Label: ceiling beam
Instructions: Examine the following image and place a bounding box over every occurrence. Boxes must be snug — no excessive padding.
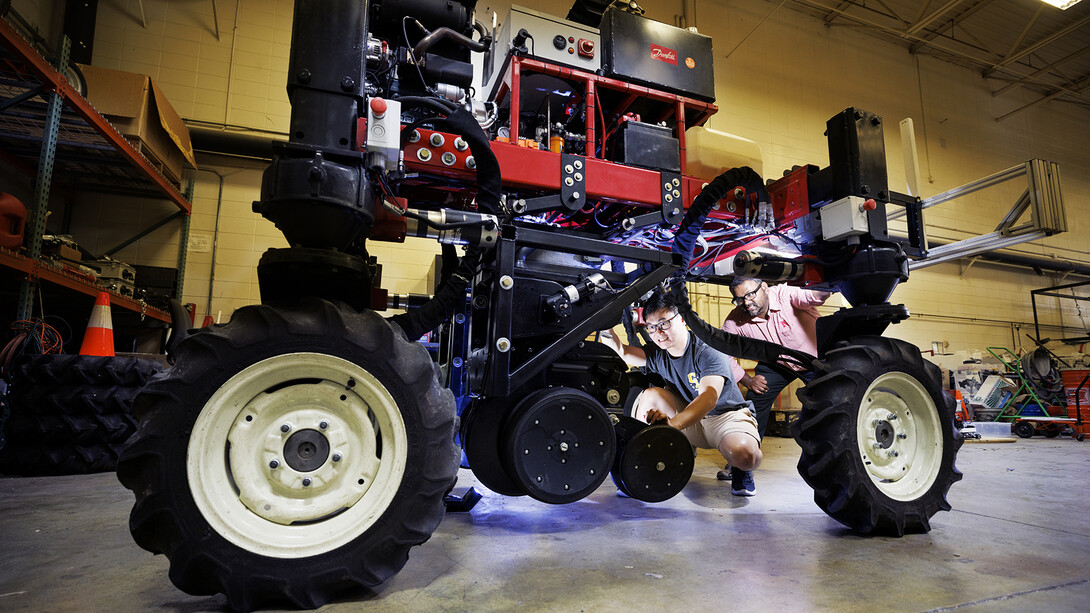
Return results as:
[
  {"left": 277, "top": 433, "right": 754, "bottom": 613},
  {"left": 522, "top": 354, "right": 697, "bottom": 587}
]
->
[
  {"left": 996, "top": 72, "right": 1090, "bottom": 121},
  {"left": 982, "top": 13, "right": 1090, "bottom": 77},
  {"left": 1001, "top": 4, "right": 1044, "bottom": 61},
  {"left": 823, "top": 0, "right": 857, "bottom": 25},
  {"left": 993, "top": 44, "right": 1090, "bottom": 97},
  {"left": 905, "top": 0, "right": 966, "bottom": 37},
  {"left": 909, "top": 0, "right": 995, "bottom": 54}
]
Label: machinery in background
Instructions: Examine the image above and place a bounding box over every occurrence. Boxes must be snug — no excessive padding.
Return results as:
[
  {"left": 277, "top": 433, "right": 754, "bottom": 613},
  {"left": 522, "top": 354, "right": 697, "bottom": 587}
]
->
[{"left": 117, "top": 1, "right": 1063, "bottom": 609}]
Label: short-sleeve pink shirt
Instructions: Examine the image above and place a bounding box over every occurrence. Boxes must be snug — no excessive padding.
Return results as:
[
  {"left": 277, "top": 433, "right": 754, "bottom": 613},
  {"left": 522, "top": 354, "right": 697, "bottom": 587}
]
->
[{"left": 723, "top": 284, "right": 827, "bottom": 374}]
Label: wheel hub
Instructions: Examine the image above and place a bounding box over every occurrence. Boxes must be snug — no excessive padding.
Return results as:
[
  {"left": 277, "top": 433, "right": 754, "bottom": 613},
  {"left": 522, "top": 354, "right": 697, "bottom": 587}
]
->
[
  {"left": 188, "top": 352, "right": 409, "bottom": 558},
  {"left": 856, "top": 371, "right": 943, "bottom": 501},
  {"left": 873, "top": 419, "right": 895, "bottom": 449},
  {"left": 283, "top": 429, "right": 331, "bottom": 472}
]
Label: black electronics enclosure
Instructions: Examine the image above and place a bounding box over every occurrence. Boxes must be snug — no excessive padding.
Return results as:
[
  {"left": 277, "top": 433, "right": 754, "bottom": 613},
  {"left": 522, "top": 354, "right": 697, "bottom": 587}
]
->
[
  {"left": 612, "top": 120, "right": 680, "bottom": 172},
  {"left": 600, "top": 8, "right": 715, "bottom": 102}
]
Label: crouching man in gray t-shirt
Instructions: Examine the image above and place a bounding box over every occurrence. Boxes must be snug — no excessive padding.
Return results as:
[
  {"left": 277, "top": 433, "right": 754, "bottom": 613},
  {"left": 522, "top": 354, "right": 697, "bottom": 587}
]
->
[{"left": 601, "top": 290, "right": 762, "bottom": 496}]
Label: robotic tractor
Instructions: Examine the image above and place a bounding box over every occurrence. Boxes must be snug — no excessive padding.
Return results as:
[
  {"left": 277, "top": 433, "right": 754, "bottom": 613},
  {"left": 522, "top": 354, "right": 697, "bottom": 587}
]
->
[{"left": 117, "top": 1, "right": 981, "bottom": 609}]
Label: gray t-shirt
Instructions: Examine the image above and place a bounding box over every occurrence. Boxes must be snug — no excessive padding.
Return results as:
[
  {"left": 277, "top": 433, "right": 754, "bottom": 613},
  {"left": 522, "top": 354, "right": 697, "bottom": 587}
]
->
[{"left": 644, "top": 335, "right": 754, "bottom": 417}]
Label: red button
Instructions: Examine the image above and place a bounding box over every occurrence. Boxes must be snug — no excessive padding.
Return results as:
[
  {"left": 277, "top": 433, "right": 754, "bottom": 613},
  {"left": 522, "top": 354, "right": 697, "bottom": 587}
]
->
[
  {"left": 370, "top": 97, "right": 388, "bottom": 118},
  {"left": 578, "top": 39, "right": 595, "bottom": 57},
  {"left": 861, "top": 198, "right": 877, "bottom": 211}
]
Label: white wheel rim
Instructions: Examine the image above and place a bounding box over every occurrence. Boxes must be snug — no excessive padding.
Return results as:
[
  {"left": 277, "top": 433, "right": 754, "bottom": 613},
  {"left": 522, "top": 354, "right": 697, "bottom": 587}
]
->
[
  {"left": 856, "top": 372, "right": 943, "bottom": 502},
  {"left": 187, "top": 353, "right": 407, "bottom": 558}
]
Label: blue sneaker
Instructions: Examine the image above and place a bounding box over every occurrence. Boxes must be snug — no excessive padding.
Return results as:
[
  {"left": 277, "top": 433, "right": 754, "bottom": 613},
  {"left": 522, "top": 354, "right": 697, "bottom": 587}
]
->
[
  {"left": 731, "top": 468, "right": 755, "bottom": 496},
  {"left": 716, "top": 463, "right": 732, "bottom": 481}
]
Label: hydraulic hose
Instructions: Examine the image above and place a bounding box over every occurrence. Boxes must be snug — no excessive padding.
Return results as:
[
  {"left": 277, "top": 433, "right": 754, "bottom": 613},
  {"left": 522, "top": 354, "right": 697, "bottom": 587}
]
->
[
  {"left": 413, "top": 26, "right": 489, "bottom": 59},
  {"left": 671, "top": 166, "right": 766, "bottom": 265},
  {"left": 390, "top": 246, "right": 480, "bottom": 341}
]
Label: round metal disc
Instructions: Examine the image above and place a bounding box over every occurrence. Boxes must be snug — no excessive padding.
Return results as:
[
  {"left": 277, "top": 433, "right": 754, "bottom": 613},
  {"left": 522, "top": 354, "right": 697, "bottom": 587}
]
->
[
  {"left": 502, "top": 388, "right": 616, "bottom": 504},
  {"left": 461, "top": 400, "right": 526, "bottom": 496},
  {"left": 617, "top": 424, "right": 694, "bottom": 503},
  {"left": 609, "top": 414, "right": 646, "bottom": 498}
]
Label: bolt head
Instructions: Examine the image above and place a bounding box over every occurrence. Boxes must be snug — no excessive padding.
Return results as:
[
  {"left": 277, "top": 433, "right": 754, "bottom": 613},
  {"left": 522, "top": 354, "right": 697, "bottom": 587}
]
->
[
  {"left": 302, "top": 477, "right": 312, "bottom": 486},
  {"left": 319, "top": 421, "right": 328, "bottom": 430},
  {"left": 281, "top": 424, "right": 291, "bottom": 433},
  {"left": 332, "top": 453, "right": 342, "bottom": 462},
  {"left": 269, "top": 459, "right": 279, "bottom": 469}
]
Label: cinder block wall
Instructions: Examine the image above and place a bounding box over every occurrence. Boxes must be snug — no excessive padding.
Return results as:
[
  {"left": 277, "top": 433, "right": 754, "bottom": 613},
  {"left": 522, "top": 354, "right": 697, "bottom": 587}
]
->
[{"left": 13, "top": 1, "right": 1089, "bottom": 365}]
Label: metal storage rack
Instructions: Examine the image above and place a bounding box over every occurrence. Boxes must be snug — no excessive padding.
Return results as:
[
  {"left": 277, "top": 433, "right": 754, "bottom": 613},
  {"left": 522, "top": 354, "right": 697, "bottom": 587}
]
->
[{"left": 0, "top": 16, "right": 193, "bottom": 325}]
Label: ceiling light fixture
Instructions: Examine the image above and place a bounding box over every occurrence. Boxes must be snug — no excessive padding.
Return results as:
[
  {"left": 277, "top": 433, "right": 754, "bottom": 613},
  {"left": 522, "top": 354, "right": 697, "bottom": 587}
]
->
[{"left": 1038, "top": 0, "right": 1082, "bottom": 9}]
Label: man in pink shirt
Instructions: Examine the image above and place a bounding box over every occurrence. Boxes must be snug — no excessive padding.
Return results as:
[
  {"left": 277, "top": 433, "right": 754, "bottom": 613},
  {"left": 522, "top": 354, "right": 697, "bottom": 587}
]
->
[{"left": 720, "top": 276, "right": 832, "bottom": 487}]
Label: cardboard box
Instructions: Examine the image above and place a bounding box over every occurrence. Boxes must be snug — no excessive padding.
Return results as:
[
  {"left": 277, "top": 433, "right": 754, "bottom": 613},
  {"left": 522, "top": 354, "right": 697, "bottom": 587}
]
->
[
  {"left": 43, "top": 242, "right": 81, "bottom": 262},
  {"left": 77, "top": 64, "right": 197, "bottom": 183}
]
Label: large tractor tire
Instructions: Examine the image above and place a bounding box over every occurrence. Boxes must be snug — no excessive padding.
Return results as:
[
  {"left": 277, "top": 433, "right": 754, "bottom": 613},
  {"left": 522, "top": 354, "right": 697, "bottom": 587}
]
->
[
  {"left": 116, "top": 299, "right": 459, "bottom": 611},
  {"left": 0, "top": 355, "right": 160, "bottom": 476},
  {"left": 794, "top": 336, "right": 963, "bottom": 536}
]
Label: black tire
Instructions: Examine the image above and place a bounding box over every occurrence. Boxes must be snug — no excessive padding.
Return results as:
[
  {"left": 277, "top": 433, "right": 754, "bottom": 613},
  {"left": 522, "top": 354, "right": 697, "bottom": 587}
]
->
[
  {"left": 116, "top": 299, "right": 459, "bottom": 611},
  {"left": 12, "top": 354, "right": 163, "bottom": 386},
  {"left": 1043, "top": 425, "right": 1061, "bottom": 438},
  {"left": 1013, "top": 420, "right": 1035, "bottom": 439},
  {"left": 1, "top": 355, "right": 161, "bottom": 476},
  {"left": 794, "top": 336, "right": 963, "bottom": 536}
]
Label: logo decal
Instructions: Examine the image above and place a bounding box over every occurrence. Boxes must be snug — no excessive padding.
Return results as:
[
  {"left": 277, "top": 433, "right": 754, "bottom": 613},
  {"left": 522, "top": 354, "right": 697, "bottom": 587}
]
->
[
  {"left": 651, "top": 44, "right": 677, "bottom": 65},
  {"left": 685, "top": 57, "right": 695, "bottom": 69},
  {"left": 688, "top": 372, "right": 699, "bottom": 389}
]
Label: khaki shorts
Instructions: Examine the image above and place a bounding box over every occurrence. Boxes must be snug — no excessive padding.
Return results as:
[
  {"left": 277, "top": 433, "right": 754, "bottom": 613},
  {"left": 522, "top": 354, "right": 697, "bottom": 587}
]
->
[{"left": 681, "top": 409, "right": 760, "bottom": 451}]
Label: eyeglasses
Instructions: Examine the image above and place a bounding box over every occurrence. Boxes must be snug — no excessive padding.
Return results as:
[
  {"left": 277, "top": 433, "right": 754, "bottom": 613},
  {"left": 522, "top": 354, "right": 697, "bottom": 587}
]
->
[
  {"left": 731, "top": 286, "right": 762, "bottom": 306},
  {"left": 645, "top": 312, "right": 680, "bottom": 334}
]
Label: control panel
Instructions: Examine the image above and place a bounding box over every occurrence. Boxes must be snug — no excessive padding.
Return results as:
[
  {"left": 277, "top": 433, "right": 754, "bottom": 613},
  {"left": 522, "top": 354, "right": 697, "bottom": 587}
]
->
[{"left": 484, "top": 4, "right": 601, "bottom": 98}]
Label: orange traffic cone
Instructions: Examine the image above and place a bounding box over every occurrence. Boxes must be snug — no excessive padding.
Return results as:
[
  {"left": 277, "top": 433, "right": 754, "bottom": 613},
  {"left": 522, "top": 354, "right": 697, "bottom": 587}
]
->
[{"left": 79, "top": 292, "right": 115, "bottom": 356}]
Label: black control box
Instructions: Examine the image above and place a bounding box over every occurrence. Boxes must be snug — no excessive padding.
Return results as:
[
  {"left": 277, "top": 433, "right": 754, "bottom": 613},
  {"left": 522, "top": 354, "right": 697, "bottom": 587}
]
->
[
  {"left": 612, "top": 120, "right": 680, "bottom": 173},
  {"left": 600, "top": 9, "right": 715, "bottom": 102}
]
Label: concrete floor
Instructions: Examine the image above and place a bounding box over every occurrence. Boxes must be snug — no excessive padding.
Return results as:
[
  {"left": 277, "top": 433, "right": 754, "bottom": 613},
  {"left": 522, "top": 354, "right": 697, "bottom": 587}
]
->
[{"left": 2, "top": 435, "right": 1088, "bottom": 613}]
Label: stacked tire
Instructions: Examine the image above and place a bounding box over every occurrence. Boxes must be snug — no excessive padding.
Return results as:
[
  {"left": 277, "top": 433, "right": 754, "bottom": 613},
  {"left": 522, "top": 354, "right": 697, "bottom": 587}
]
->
[{"left": 1, "top": 354, "right": 164, "bottom": 476}]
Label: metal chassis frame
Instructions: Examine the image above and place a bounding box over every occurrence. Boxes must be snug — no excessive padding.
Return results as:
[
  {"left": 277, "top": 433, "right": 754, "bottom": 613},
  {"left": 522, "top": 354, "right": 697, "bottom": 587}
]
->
[
  {"left": 478, "top": 223, "right": 679, "bottom": 397},
  {"left": 904, "top": 159, "right": 1066, "bottom": 270}
]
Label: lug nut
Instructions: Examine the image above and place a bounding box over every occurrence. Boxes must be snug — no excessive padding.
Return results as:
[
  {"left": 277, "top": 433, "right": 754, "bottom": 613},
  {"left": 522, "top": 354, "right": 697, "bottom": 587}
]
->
[
  {"left": 319, "top": 421, "right": 328, "bottom": 430},
  {"left": 887, "top": 413, "right": 898, "bottom": 420},
  {"left": 302, "top": 477, "right": 312, "bottom": 486},
  {"left": 887, "top": 450, "right": 899, "bottom": 458},
  {"left": 269, "top": 459, "right": 280, "bottom": 469},
  {"left": 897, "top": 433, "right": 908, "bottom": 439},
  {"left": 332, "top": 453, "right": 342, "bottom": 462},
  {"left": 280, "top": 424, "right": 291, "bottom": 433}
]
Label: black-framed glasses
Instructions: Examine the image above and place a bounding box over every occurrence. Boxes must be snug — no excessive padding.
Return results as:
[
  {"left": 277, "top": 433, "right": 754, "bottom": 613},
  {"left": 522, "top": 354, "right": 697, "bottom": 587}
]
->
[
  {"left": 645, "top": 312, "right": 680, "bottom": 333},
  {"left": 731, "top": 286, "right": 762, "bottom": 306}
]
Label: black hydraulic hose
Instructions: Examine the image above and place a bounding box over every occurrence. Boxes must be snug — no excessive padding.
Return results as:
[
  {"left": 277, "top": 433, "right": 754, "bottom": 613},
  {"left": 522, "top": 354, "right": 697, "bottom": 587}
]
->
[
  {"left": 424, "top": 106, "right": 502, "bottom": 214},
  {"left": 413, "top": 26, "right": 489, "bottom": 59},
  {"left": 472, "top": 20, "right": 489, "bottom": 43},
  {"left": 679, "top": 300, "right": 817, "bottom": 371},
  {"left": 383, "top": 104, "right": 500, "bottom": 337},
  {"left": 390, "top": 246, "right": 480, "bottom": 341},
  {"left": 671, "top": 166, "right": 766, "bottom": 265}
]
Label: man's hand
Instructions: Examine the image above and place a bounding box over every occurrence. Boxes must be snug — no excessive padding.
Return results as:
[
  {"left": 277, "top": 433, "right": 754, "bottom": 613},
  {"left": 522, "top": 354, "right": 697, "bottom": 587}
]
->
[
  {"left": 645, "top": 408, "right": 672, "bottom": 427},
  {"left": 741, "top": 373, "right": 768, "bottom": 394},
  {"left": 599, "top": 327, "right": 622, "bottom": 354}
]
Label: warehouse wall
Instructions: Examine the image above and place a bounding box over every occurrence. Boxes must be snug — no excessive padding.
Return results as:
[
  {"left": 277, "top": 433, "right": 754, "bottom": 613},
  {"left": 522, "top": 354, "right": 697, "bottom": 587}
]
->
[{"left": 13, "top": 1, "right": 1089, "bottom": 359}]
